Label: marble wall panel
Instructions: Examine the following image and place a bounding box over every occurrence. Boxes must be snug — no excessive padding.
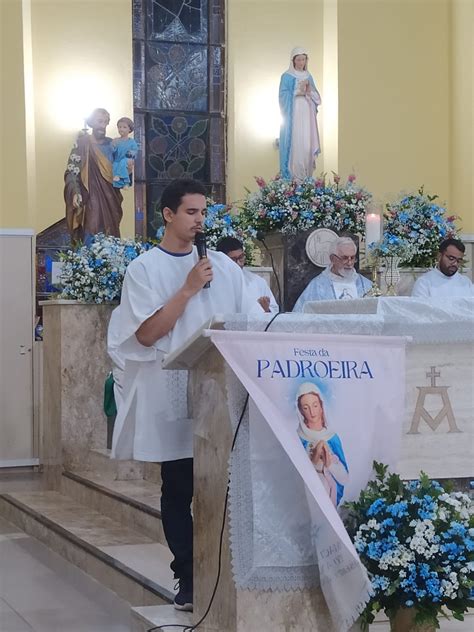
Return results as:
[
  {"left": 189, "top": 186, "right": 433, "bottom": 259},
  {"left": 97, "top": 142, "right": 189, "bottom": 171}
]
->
[
  {"left": 42, "top": 302, "right": 115, "bottom": 473},
  {"left": 41, "top": 305, "right": 62, "bottom": 467},
  {"left": 400, "top": 342, "right": 474, "bottom": 479},
  {"left": 236, "top": 588, "right": 336, "bottom": 632}
]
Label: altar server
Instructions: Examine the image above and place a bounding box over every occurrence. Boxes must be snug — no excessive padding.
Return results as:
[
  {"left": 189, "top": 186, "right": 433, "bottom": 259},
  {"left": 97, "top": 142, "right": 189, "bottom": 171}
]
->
[
  {"left": 292, "top": 237, "right": 372, "bottom": 310},
  {"left": 216, "top": 236, "right": 279, "bottom": 313},
  {"left": 412, "top": 238, "right": 473, "bottom": 298},
  {"left": 110, "top": 179, "right": 256, "bottom": 612}
]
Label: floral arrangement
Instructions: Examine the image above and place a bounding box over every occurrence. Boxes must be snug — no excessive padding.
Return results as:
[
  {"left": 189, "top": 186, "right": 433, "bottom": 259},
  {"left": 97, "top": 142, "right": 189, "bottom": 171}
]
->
[
  {"left": 380, "top": 188, "right": 460, "bottom": 268},
  {"left": 368, "top": 234, "right": 415, "bottom": 264},
  {"left": 58, "top": 234, "right": 153, "bottom": 303},
  {"left": 156, "top": 201, "right": 258, "bottom": 264},
  {"left": 238, "top": 173, "right": 371, "bottom": 237},
  {"left": 345, "top": 462, "right": 474, "bottom": 630}
]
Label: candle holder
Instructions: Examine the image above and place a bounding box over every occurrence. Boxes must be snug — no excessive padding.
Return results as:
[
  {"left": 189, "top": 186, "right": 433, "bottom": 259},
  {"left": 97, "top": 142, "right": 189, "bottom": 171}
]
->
[
  {"left": 382, "top": 255, "right": 402, "bottom": 296},
  {"left": 364, "top": 254, "right": 383, "bottom": 297}
]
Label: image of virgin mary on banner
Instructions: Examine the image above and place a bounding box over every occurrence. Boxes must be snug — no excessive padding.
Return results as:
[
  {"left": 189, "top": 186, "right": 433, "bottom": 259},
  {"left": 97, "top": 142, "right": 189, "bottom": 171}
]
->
[{"left": 296, "top": 382, "right": 349, "bottom": 507}]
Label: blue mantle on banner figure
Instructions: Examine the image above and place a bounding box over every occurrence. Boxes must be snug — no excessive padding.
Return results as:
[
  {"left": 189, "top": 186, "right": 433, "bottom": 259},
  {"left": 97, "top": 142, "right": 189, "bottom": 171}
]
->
[{"left": 296, "top": 382, "right": 349, "bottom": 506}]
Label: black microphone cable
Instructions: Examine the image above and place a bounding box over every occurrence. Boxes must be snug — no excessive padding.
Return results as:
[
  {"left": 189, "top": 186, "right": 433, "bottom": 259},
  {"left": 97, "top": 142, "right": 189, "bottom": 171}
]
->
[
  {"left": 148, "top": 311, "right": 283, "bottom": 632},
  {"left": 256, "top": 231, "right": 283, "bottom": 311}
]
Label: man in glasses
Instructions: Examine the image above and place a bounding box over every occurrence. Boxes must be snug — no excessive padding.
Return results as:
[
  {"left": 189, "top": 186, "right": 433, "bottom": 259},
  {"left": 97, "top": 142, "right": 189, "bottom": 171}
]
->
[
  {"left": 293, "top": 236, "right": 372, "bottom": 310},
  {"left": 412, "top": 238, "right": 473, "bottom": 298},
  {"left": 216, "top": 237, "right": 279, "bottom": 313}
]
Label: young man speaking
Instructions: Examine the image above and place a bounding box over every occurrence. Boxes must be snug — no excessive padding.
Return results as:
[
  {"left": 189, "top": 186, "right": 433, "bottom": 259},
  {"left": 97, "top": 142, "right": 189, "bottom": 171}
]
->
[{"left": 111, "top": 179, "right": 256, "bottom": 610}]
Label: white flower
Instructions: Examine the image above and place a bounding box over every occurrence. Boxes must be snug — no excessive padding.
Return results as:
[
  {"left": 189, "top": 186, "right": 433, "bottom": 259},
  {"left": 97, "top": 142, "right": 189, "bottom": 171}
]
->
[{"left": 378, "top": 546, "right": 414, "bottom": 570}]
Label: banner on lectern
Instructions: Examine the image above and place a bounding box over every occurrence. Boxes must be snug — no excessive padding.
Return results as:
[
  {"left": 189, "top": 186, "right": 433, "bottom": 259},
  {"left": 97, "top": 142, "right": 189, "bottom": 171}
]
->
[{"left": 210, "top": 329, "right": 407, "bottom": 632}]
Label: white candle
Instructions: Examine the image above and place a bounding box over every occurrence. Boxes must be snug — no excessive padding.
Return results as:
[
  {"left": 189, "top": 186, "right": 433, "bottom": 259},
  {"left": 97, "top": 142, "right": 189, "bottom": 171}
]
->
[{"left": 365, "top": 213, "right": 381, "bottom": 246}]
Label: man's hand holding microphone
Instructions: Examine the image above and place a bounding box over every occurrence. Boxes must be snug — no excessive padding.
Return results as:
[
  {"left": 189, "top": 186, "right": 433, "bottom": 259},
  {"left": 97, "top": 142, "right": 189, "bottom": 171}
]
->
[{"left": 183, "top": 232, "right": 212, "bottom": 297}]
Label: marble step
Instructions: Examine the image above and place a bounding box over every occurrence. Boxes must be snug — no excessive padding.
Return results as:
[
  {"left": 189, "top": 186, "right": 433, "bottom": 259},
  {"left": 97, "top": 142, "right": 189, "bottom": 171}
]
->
[
  {"left": 144, "top": 461, "right": 163, "bottom": 484},
  {"left": 131, "top": 604, "right": 192, "bottom": 632},
  {"left": 87, "top": 448, "right": 162, "bottom": 483},
  {"left": 61, "top": 470, "right": 166, "bottom": 544},
  {"left": 0, "top": 490, "right": 175, "bottom": 607}
]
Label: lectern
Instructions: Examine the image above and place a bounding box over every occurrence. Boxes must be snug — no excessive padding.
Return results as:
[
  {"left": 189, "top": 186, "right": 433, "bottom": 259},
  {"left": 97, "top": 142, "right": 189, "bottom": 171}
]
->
[{"left": 163, "top": 318, "right": 337, "bottom": 632}]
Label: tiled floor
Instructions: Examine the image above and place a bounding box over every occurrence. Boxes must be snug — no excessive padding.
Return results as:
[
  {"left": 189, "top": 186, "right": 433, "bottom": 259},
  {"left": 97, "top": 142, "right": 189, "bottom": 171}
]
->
[{"left": 0, "top": 516, "right": 131, "bottom": 631}]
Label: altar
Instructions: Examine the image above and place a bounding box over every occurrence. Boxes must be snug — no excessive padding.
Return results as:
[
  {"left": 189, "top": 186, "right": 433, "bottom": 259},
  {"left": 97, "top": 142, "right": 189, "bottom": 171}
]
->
[
  {"left": 300, "top": 296, "right": 474, "bottom": 480},
  {"left": 163, "top": 296, "right": 474, "bottom": 631}
]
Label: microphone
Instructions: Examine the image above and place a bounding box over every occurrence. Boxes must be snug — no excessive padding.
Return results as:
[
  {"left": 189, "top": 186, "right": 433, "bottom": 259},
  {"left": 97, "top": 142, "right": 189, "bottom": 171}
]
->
[{"left": 194, "top": 232, "right": 210, "bottom": 289}]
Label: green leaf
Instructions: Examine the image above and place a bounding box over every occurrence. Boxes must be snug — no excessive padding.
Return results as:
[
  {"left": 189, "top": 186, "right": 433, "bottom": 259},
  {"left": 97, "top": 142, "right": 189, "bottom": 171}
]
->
[
  {"left": 152, "top": 118, "right": 168, "bottom": 136},
  {"left": 189, "top": 119, "right": 208, "bottom": 138},
  {"left": 186, "top": 156, "right": 205, "bottom": 175},
  {"left": 149, "top": 155, "right": 165, "bottom": 173}
]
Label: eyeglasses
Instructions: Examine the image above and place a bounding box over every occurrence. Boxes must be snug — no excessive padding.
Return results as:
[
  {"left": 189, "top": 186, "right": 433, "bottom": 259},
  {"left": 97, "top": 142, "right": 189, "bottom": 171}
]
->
[
  {"left": 229, "top": 254, "right": 246, "bottom": 264},
  {"left": 444, "top": 255, "right": 464, "bottom": 265},
  {"left": 333, "top": 254, "right": 357, "bottom": 263}
]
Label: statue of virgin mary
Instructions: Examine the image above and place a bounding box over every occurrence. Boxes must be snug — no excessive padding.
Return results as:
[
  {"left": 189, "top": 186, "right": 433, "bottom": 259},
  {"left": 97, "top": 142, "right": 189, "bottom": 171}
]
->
[{"left": 279, "top": 46, "right": 322, "bottom": 181}]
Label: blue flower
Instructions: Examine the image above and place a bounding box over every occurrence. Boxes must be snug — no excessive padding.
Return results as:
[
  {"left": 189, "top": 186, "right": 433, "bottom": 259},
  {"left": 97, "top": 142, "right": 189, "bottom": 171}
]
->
[
  {"left": 448, "top": 522, "right": 467, "bottom": 537},
  {"left": 380, "top": 517, "right": 395, "bottom": 530},
  {"left": 124, "top": 245, "right": 136, "bottom": 258},
  {"left": 367, "top": 498, "right": 386, "bottom": 516},
  {"left": 387, "top": 501, "right": 408, "bottom": 518},
  {"left": 371, "top": 575, "right": 390, "bottom": 591}
]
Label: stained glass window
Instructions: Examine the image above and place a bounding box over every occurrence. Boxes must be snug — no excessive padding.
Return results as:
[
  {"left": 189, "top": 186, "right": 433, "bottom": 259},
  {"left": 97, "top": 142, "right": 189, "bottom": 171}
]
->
[
  {"left": 133, "top": 0, "right": 225, "bottom": 237},
  {"left": 146, "top": 43, "right": 208, "bottom": 111},
  {"left": 147, "top": 0, "right": 208, "bottom": 43},
  {"left": 146, "top": 113, "right": 208, "bottom": 181}
]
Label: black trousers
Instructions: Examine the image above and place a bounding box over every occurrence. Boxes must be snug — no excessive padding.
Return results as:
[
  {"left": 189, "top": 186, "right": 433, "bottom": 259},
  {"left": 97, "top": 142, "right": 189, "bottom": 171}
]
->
[{"left": 160, "top": 458, "right": 193, "bottom": 582}]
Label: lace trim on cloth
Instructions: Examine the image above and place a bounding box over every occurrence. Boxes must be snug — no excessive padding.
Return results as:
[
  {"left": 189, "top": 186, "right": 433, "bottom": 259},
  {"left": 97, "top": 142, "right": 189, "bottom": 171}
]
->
[
  {"left": 165, "top": 368, "right": 189, "bottom": 419},
  {"left": 225, "top": 365, "right": 320, "bottom": 590}
]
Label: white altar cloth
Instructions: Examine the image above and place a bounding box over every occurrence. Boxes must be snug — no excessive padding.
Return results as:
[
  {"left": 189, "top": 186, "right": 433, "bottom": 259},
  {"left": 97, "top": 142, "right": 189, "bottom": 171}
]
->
[{"left": 221, "top": 298, "right": 473, "bottom": 592}]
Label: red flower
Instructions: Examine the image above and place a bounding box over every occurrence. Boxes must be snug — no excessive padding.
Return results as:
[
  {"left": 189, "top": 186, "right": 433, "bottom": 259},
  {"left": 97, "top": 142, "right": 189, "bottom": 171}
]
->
[{"left": 255, "top": 176, "right": 267, "bottom": 188}]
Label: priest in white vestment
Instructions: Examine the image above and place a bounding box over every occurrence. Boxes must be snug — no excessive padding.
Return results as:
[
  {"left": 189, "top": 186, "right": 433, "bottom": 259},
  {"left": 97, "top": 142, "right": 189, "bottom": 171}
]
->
[
  {"left": 216, "top": 236, "right": 279, "bottom": 313},
  {"left": 110, "top": 179, "right": 258, "bottom": 612},
  {"left": 412, "top": 238, "right": 473, "bottom": 298},
  {"left": 292, "top": 237, "right": 372, "bottom": 311}
]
